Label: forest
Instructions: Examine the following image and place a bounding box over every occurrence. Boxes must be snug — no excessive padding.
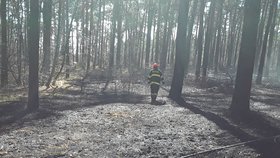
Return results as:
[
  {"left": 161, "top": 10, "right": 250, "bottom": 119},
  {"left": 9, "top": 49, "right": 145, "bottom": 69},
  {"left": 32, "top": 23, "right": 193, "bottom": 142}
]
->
[{"left": 1, "top": 0, "right": 280, "bottom": 157}]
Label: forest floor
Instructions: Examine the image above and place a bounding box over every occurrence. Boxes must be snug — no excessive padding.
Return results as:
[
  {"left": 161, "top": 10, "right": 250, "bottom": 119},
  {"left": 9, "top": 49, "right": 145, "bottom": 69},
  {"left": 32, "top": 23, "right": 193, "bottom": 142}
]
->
[{"left": 0, "top": 72, "right": 280, "bottom": 158}]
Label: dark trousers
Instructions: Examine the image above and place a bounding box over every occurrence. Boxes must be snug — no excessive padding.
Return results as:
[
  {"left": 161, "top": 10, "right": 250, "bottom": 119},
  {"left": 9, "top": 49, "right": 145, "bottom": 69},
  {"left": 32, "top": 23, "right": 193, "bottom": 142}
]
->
[{"left": 150, "top": 84, "right": 160, "bottom": 102}]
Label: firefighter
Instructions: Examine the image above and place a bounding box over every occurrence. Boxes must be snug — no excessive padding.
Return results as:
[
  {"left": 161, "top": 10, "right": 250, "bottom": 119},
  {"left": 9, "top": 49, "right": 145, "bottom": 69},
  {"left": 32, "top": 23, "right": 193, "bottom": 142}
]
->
[{"left": 148, "top": 63, "right": 164, "bottom": 104}]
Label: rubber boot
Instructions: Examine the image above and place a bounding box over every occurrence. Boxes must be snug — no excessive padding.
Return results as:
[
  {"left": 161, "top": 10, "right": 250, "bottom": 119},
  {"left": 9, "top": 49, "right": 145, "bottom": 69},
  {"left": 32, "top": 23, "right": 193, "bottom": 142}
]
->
[{"left": 151, "top": 95, "right": 156, "bottom": 104}]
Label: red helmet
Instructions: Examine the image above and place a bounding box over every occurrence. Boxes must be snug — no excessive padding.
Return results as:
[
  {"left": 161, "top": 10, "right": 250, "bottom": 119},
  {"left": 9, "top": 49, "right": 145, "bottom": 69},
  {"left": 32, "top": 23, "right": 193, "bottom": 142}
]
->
[{"left": 152, "top": 63, "right": 159, "bottom": 69}]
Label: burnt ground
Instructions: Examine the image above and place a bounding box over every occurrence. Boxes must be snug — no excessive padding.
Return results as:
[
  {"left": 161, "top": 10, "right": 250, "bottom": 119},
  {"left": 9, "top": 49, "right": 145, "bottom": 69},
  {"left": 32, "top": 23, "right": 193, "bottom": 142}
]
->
[{"left": 0, "top": 74, "right": 280, "bottom": 157}]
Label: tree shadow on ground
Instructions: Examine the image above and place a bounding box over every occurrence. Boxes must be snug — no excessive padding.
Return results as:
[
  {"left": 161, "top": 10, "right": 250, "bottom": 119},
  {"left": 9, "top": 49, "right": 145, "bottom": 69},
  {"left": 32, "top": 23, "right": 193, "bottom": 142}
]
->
[
  {"left": 174, "top": 97, "right": 280, "bottom": 158},
  {"left": 0, "top": 104, "right": 60, "bottom": 135},
  {"left": 0, "top": 101, "right": 28, "bottom": 126},
  {"left": 0, "top": 84, "right": 147, "bottom": 134},
  {"left": 250, "top": 94, "right": 280, "bottom": 107},
  {"left": 40, "top": 87, "right": 147, "bottom": 111}
]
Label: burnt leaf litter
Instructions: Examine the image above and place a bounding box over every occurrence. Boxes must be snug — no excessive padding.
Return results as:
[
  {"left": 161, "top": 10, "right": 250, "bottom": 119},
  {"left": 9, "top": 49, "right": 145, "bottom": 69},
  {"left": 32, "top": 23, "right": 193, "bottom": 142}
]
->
[{"left": 0, "top": 74, "right": 280, "bottom": 158}]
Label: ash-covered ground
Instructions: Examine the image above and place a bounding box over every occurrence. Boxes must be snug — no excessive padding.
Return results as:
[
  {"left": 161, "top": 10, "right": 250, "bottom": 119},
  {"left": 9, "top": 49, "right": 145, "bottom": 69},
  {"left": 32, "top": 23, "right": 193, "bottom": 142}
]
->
[{"left": 0, "top": 76, "right": 280, "bottom": 158}]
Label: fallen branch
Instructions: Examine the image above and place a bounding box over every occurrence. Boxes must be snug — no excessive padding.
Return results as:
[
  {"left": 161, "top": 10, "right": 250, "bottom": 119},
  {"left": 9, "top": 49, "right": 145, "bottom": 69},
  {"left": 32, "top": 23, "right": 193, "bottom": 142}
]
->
[{"left": 182, "top": 135, "right": 280, "bottom": 158}]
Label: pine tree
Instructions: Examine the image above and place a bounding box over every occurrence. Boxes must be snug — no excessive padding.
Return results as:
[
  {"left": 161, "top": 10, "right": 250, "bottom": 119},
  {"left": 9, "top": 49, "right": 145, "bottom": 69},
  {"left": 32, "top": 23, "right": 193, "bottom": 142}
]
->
[{"left": 230, "top": 0, "right": 261, "bottom": 116}]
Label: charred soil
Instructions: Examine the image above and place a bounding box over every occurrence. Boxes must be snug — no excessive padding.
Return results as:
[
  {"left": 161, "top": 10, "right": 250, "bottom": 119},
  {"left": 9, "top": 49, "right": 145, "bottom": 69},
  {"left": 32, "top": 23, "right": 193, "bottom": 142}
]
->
[{"left": 0, "top": 76, "right": 280, "bottom": 158}]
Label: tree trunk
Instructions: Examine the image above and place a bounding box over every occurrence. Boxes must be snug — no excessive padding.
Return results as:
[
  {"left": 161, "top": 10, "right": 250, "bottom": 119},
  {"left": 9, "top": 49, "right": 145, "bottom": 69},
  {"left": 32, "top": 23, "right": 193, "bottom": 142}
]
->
[
  {"left": 23, "top": 0, "right": 30, "bottom": 86},
  {"left": 80, "top": 2, "right": 86, "bottom": 68},
  {"left": 226, "top": 4, "right": 238, "bottom": 68},
  {"left": 209, "top": 29, "right": 217, "bottom": 69},
  {"left": 185, "top": 0, "right": 198, "bottom": 74},
  {"left": 86, "top": 0, "right": 94, "bottom": 73},
  {"left": 116, "top": 0, "right": 122, "bottom": 70},
  {"left": 201, "top": 0, "right": 216, "bottom": 85},
  {"left": 16, "top": 0, "right": 23, "bottom": 85},
  {"left": 45, "top": 1, "right": 62, "bottom": 88},
  {"left": 141, "top": 18, "right": 147, "bottom": 69},
  {"left": 123, "top": 29, "right": 128, "bottom": 68},
  {"left": 1, "top": 0, "right": 8, "bottom": 87},
  {"left": 93, "top": 0, "right": 102, "bottom": 68},
  {"left": 54, "top": 0, "right": 78, "bottom": 81},
  {"left": 108, "top": 0, "right": 118, "bottom": 76},
  {"left": 145, "top": 1, "right": 154, "bottom": 67},
  {"left": 65, "top": 0, "right": 70, "bottom": 79},
  {"left": 264, "top": 0, "right": 278, "bottom": 78},
  {"left": 154, "top": 0, "right": 161, "bottom": 63},
  {"left": 169, "top": 0, "right": 189, "bottom": 99},
  {"left": 137, "top": 13, "right": 146, "bottom": 69},
  {"left": 256, "top": 0, "right": 275, "bottom": 84},
  {"left": 27, "top": 0, "right": 40, "bottom": 111},
  {"left": 214, "top": 0, "right": 224, "bottom": 73},
  {"left": 230, "top": 0, "right": 261, "bottom": 116},
  {"left": 277, "top": 44, "right": 280, "bottom": 79},
  {"left": 233, "top": 17, "right": 243, "bottom": 67},
  {"left": 254, "top": 1, "right": 269, "bottom": 73},
  {"left": 99, "top": 0, "right": 106, "bottom": 69},
  {"left": 195, "top": 0, "right": 205, "bottom": 81},
  {"left": 75, "top": 17, "right": 79, "bottom": 63},
  {"left": 41, "top": 0, "right": 52, "bottom": 80},
  {"left": 151, "top": 15, "right": 157, "bottom": 63},
  {"left": 220, "top": 13, "right": 228, "bottom": 67},
  {"left": 170, "top": 39, "right": 176, "bottom": 66},
  {"left": 160, "top": 1, "right": 172, "bottom": 73}
]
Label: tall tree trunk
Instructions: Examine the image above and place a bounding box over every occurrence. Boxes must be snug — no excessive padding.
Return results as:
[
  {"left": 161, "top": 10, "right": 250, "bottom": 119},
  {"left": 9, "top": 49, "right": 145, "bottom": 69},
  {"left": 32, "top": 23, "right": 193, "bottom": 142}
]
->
[
  {"left": 145, "top": 1, "right": 154, "bottom": 67},
  {"left": 220, "top": 13, "right": 228, "bottom": 67},
  {"left": 195, "top": 0, "right": 205, "bottom": 81},
  {"left": 273, "top": 17, "right": 280, "bottom": 77},
  {"left": 124, "top": 29, "right": 128, "bottom": 68},
  {"left": 137, "top": 13, "right": 146, "bottom": 69},
  {"left": 41, "top": 0, "right": 52, "bottom": 80},
  {"left": 265, "top": 0, "right": 278, "bottom": 77},
  {"left": 170, "top": 38, "right": 175, "bottom": 65},
  {"left": 169, "top": 0, "right": 189, "bottom": 99},
  {"left": 45, "top": 1, "right": 62, "bottom": 88},
  {"left": 141, "top": 17, "right": 147, "bottom": 69},
  {"left": 1, "top": 0, "right": 8, "bottom": 87},
  {"left": 116, "top": 0, "right": 122, "bottom": 70},
  {"left": 160, "top": 1, "right": 172, "bottom": 73},
  {"left": 80, "top": 2, "right": 86, "bottom": 68},
  {"left": 75, "top": 17, "right": 79, "bottom": 63},
  {"left": 254, "top": 1, "right": 269, "bottom": 73},
  {"left": 154, "top": 0, "right": 161, "bottom": 63},
  {"left": 166, "top": 16, "right": 175, "bottom": 66},
  {"left": 16, "top": 0, "right": 23, "bottom": 85},
  {"left": 99, "top": 0, "right": 105, "bottom": 69},
  {"left": 65, "top": 0, "right": 70, "bottom": 79},
  {"left": 93, "top": 0, "right": 102, "bottom": 68},
  {"left": 226, "top": 4, "right": 238, "bottom": 68},
  {"left": 54, "top": 0, "right": 77, "bottom": 81},
  {"left": 230, "top": 0, "right": 261, "bottom": 116},
  {"left": 214, "top": 0, "right": 224, "bottom": 73},
  {"left": 27, "top": 0, "right": 40, "bottom": 111},
  {"left": 256, "top": 0, "right": 275, "bottom": 84},
  {"left": 209, "top": 29, "right": 217, "bottom": 69},
  {"left": 86, "top": 0, "right": 94, "bottom": 73},
  {"left": 277, "top": 44, "right": 280, "bottom": 79},
  {"left": 233, "top": 17, "right": 243, "bottom": 67},
  {"left": 23, "top": 0, "right": 30, "bottom": 86},
  {"left": 151, "top": 15, "right": 157, "bottom": 63},
  {"left": 108, "top": 0, "right": 118, "bottom": 76},
  {"left": 185, "top": 0, "right": 198, "bottom": 74},
  {"left": 201, "top": 0, "right": 216, "bottom": 85}
]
